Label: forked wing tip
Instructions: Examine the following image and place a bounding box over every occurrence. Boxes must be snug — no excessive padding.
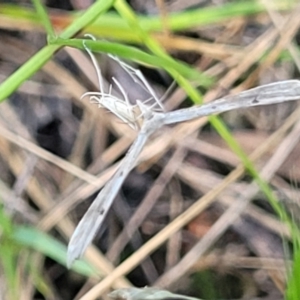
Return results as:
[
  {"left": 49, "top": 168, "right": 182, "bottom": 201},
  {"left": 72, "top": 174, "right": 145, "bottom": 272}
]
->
[
  {"left": 66, "top": 229, "right": 89, "bottom": 268},
  {"left": 66, "top": 216, "right": 100, "bottom": 268},
  {"left": 66, "top": 242, "right": 82, "bottom": 268}
]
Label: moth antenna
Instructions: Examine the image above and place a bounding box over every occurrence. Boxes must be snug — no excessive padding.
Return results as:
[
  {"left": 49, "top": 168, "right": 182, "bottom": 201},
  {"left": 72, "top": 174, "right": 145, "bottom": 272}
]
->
[
  {"left": 81, "top": 91, "right": 104, "bottom": 99},
  {"left": 160, "top": 80, "right": 176, "bottom": 104},
  {"left": 89, "top": 96, "right": 103, "bottom": 107},
  {"left": 108, "top": 84, "right": 112, "bottom": 96},
  {"left": 84, "top": 33, "right": 96, "bottom": 41},
  {"left": 83, "top": 35, "right": 104, "bottom": 95},
  {"left": 111, "top": 77, "right": 129, "bottom": 105},
  {"left": 142, "top": 96, "right": 154, "bottom": 105},
  {"left": 111, "top": 77, "right": 135, "bottom": 121},
  {"left": 112, "top": 55, "right": 165, "bottom": 112},
  {"left": 135, "top": 69, "right": 164, "bottom": 111}
]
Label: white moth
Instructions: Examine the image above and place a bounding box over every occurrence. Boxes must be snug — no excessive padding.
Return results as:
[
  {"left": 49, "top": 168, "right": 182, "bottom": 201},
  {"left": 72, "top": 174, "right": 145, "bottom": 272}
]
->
[
  {"left": 68, "top": 36, "right": 165, "bottom": 267},
  {"left": 67, "top": 37, "right": 300, "bottom": 267},
  {"left": 81, "top": 34, "right": 164, "bottom": 130}
]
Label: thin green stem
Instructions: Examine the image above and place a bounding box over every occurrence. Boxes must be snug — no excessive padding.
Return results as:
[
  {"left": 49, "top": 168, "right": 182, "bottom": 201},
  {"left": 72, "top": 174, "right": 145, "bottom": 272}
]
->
[
  {"left": 114, "top": 0, "right": 295, "bottom": 233},
  {"left": 32, "top": 0, "right": 55, "bottom": 38},
  {"left": 50, "top": 37, "right": 212, "bottom": 84},
  {"left": 0, "top": 0, "right": 115, "bottom": 102}
]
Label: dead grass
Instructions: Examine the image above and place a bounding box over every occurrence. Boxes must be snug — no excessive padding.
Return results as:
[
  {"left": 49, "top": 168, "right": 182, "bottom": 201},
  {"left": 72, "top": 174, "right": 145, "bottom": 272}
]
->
[{"left": 0, "top": 0, "right": 300, "bottom": 299}]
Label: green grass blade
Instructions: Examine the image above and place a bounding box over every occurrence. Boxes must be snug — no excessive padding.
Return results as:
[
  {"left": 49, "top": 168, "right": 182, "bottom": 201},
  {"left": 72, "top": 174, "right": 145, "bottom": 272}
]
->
[
  {"left": 285, "top": 224, "right": 300, "bottom": 299},
  {"left": 0, "top": 2, "right": 296, "bottom": 42},
  {"left": 113, "top": 0, "right": 296, "bottom": 235},
  {"left": 12, "top": 226, "right": 98, "bottom": 277},
  {"left": 0, "top": 0, "right": 115, "bottom": 102},
  {"left": 0, "top": 206, "right": 20, "bottom": 299},
  {"left": 50, "top": 37, "right": 212, "bottom": 84}
]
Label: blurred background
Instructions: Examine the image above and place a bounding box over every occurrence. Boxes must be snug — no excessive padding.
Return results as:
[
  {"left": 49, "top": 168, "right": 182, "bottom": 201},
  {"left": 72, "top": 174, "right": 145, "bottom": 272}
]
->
[{"left": 0, "top": 0, "right": 300, "bottom": 299}]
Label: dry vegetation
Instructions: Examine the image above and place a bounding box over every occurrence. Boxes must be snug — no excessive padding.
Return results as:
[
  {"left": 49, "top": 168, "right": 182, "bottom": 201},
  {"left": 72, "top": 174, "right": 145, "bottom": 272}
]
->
[{"left": 0, "top": 0, "right": 300, "bottom": 299}]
